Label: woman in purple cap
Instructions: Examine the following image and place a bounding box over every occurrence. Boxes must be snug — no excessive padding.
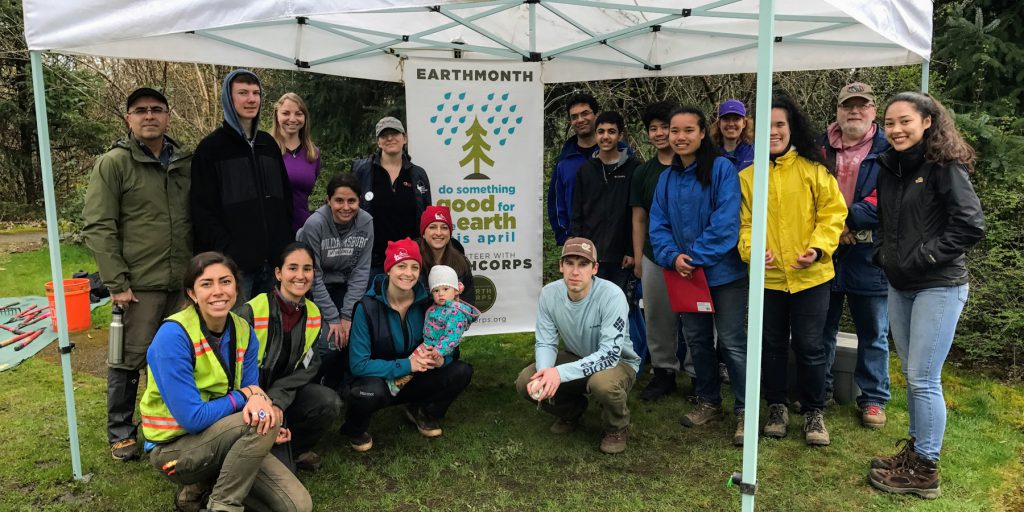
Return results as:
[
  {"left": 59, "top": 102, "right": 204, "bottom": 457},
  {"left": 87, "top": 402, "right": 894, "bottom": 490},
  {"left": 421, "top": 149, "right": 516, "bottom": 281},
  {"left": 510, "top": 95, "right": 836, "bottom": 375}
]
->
[{"left": 710, "top": 99, "right": 755, "bottom": 171}]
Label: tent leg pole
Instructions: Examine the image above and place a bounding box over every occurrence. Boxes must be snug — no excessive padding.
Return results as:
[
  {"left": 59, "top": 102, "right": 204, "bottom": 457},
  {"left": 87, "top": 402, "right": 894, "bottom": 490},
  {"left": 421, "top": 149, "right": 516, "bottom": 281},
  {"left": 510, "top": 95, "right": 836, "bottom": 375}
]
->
[
  {"left": 29, "top": 50, "right": 83, "bottom": 481},
  {"left": 739, "top": 0, "right": 776, "bottom": 510},
  {"left": 921, "top": 60, "right": 929, "bottom": 93}
]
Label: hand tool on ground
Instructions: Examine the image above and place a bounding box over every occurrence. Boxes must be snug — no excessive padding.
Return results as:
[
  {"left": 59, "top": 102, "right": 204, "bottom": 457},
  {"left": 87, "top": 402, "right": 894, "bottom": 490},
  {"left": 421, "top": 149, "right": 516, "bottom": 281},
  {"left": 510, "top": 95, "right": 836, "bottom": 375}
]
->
[
  {"left": 5, "top": 304, "right": 38, "bottom": 323},
  {"left": 1, "top": 328, "right": 43, "bottom": 348},
  {"left": 0, "top": 324, "right": 24, "bottom": 335},
  {"left": 0, "top": 302, "right": 21, "bottom": 316},
  {"left": 13, "top": 329, "right": 44, "bottom": 351},
  {"left": 18, "top": 311, "right": 51, "bottom": 329}
]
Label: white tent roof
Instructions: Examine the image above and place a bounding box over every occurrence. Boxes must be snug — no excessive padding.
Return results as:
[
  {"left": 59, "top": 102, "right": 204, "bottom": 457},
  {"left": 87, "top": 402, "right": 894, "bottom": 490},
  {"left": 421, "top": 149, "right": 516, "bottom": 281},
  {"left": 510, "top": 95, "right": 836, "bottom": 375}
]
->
[{"left": 23, "top": 0, "right": 931, "bottom": 83}]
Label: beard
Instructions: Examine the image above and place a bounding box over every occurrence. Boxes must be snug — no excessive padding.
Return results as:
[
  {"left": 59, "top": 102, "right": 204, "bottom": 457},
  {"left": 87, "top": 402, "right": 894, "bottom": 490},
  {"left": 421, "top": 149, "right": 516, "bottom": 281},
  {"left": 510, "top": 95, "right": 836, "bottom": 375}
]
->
[{"left": 838, "top": 119, "right": 869, "bottom": 140}]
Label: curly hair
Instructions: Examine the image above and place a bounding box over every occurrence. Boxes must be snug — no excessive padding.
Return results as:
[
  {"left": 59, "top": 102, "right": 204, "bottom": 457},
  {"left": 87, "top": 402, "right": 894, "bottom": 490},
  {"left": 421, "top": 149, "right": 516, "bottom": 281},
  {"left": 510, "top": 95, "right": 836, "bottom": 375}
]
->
[
  {"left": 709, "top": 115, "right": 755, "bottom": 147},
  {"left": 771, "top": 92, "right": 830, "bottom": 171},
  {"left": 885, "top": 92, "right": 975, "bottom": 172}
]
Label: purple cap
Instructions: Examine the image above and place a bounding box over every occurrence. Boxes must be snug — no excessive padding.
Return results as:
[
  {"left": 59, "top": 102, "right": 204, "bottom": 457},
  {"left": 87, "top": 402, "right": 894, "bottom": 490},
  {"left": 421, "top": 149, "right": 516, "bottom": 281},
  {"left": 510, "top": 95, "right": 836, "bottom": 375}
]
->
[{"left": 718, "top": 99, "right": 746, "bottom": 118}]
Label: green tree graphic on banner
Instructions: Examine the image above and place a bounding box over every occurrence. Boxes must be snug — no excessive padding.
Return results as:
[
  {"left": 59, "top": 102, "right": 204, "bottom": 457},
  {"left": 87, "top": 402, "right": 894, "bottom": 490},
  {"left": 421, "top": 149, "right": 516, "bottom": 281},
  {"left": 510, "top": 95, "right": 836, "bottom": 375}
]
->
[{"left": 460, "top": 116, "right": 494, "bottom": 180}]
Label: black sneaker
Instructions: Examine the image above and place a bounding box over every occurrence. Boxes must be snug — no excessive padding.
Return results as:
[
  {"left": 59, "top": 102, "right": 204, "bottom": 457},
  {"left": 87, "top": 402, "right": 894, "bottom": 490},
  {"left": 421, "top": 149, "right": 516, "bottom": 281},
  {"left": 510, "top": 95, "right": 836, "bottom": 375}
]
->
[
  {"left": 640, "top": 368, "right": 677, "bottom": 401},
  {"left": 405, "top": 405, "right": 443, "bottom": 437},
  {"left": 348, "top": 432, "right": 373, "bottom": 452}
]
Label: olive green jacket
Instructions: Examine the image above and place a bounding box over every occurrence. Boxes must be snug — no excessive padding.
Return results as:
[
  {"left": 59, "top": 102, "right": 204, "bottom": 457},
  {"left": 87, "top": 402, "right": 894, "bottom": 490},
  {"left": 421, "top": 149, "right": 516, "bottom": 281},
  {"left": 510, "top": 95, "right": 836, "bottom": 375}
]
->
[{"left": 82, "top": 136, "right": 192, "bottom": 293}]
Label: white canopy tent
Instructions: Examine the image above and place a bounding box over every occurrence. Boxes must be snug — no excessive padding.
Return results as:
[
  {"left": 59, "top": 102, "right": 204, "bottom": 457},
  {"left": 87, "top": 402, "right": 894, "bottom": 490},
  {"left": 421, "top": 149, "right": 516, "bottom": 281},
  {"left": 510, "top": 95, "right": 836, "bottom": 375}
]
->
[{"left": 22, "top": 1, "right": 932, "bottom": 510}]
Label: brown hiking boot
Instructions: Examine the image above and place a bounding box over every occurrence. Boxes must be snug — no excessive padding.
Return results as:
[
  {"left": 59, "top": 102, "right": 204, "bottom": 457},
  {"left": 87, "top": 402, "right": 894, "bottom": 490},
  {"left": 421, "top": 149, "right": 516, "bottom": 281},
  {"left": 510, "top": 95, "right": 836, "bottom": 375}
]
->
[
  {"left": 803, "top": 409, "right": 830, "bottom": 446},
  {"left": 174, "top": 482, "right": 210, "bottom": 512},
  {"left": 871, "top": 438, "right": 915, "bottom": 470},
  {"left": 680, "top": 400, "right": 723, "bottom": 427},
  {"left": 295, "top": 451, "right": 322, "bottom": 472},
  {"left": 762, "top": 403, "right": 789, "bottom": 439},
  {"left": 600, "top": 428, "right": 628, "bottom": 454},
  {"left": 550, "top": 416, "right": 580, "bottom": 434},
  {"left": 861, "top": 405, "right": 887, "bottom": 429},
  {"left": 868, "top": 450, "right": 941, "bottom": 499},
  {"left": 404, "top": 405, "right": 443, "bottom": 438},
  {"left": 733, "top": 411, "right": 745, "bottom": 447},
  {"left": 111, "top": 438, "right": 140, "bottom": 461}
]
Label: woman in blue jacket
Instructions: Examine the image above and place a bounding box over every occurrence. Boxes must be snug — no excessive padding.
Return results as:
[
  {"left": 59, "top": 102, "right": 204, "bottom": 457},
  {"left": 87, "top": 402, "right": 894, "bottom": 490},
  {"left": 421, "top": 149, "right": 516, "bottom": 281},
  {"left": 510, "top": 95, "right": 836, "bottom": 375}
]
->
[
  {"left": 648, "top": 106, "right": 748, "bottom": 446},
  {"left": 340, "top": 238, "right": 474, "bottom": 452}
]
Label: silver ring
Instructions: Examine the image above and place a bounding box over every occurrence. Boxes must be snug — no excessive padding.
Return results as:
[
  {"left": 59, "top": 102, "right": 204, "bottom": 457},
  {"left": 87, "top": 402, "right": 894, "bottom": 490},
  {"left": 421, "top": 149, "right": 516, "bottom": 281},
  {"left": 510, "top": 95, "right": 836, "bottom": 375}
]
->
[{"left": 258, "top": 409, "right": 266, "bottom": 421}]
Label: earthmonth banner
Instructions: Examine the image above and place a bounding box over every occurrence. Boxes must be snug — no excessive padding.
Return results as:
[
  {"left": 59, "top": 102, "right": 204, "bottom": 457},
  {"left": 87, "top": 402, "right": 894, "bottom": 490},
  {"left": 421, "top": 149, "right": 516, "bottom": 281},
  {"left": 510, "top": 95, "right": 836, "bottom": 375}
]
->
[{"left": 404, "top": 58, "right": 542, "bottom": 335}]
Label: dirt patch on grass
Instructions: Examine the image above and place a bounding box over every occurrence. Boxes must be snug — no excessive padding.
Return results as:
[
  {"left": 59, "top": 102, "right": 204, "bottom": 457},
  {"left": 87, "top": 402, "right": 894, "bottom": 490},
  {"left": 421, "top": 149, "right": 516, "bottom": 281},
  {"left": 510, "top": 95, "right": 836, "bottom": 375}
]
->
[
  {"left": 37, "top": 327, "right": 109, "bottom": 378},
  {"left": 0, "top": 230, "right": 46, "bottom": 254}
]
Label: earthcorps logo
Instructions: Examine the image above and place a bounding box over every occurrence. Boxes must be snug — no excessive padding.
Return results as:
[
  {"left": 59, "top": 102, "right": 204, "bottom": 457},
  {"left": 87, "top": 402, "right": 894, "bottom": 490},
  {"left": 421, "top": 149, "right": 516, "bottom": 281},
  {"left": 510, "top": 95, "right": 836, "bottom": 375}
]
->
[
  {"left": 434, "top": 213, "right": 445, "bottom": 221},
  {"left": 430, "top": 91, "right": 525, "bottom": 180},
  {"left": 394, "top": 249, "right": 410, "bottom": 262}
]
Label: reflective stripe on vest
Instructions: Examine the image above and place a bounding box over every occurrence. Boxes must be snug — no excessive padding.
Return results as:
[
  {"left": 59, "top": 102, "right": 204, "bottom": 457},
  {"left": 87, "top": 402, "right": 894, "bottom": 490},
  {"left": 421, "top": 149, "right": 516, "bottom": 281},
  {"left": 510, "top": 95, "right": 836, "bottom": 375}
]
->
[
  {"left": 139, "top": 308, "right": 251, "bottom": 443},
  {"left": 246, "top": 293, "right": 321, "bottom": 369}
]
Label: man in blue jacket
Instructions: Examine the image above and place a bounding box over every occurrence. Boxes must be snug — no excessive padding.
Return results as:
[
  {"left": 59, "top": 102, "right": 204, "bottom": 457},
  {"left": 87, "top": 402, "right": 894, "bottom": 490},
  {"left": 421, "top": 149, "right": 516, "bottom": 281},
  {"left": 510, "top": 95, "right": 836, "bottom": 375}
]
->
[
  {"left": 821, "top": 82, "right": 891, "bottom": 428},
  {"left": 547, "top": 93, "right": 600, "bottom": 245}
]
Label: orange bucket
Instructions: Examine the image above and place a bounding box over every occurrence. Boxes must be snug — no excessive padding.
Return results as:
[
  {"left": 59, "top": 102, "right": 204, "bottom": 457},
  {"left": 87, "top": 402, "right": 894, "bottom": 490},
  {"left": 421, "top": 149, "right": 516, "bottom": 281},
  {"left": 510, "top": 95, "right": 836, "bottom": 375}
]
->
[{"left": 46, "top": 278, "right": 92, "bottom": 332}]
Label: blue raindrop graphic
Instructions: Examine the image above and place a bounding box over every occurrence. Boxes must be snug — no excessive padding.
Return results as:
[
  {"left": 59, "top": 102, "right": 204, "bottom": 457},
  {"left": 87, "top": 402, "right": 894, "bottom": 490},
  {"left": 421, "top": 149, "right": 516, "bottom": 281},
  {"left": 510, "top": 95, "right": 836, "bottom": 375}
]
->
[
  {"left": 496, "top": 105, "right": 503, "bottom": 112},
  {"left": 430, "top": 116, "right": 437, "bottom": 123},
  {"left": 501, "top": 93, "right": 509, "bottom": 100},
  {"left": 502, "top": 117, "right": 509, "bottom": 124},
  {"left": 436, "top": 128, "right": 443, "bottom": 135},
  {"left": 459, "top": 116, "right": 466, "bottom": 123},
  {"left": 436, "top": 104, "right": 443, "bottom": 111},
  {"left": 467, "top": 104, "right": 474, "bottom": 112},
  {"left": 450, "top": 127, "right": 458, "bottom": 134},
  {"left": 444, "top": 116, "right": 451, "bottom": 123},
  {"left": 499, "top": 138, "right": 507, "bottom": 145},
  {"left": 458, "top": 92, "right": 466, "bottom": 100},
  {"left": 453, "top": 104, "right": 460, "bottom": 112},
  {"left": 444, "top": 92, "right": 452, "bottom": 100},
  {"left": 487, "top": 116, "right": 495, "bottom": 124},
  {"left": 516, "top": 116, "right": 523, "bottom": 124},
  {"left": 443, "top": 138, "right": 452, "bottom": 145},
  {"left": 482, "top": 105, "right": 488, "bottom": 112},
  {"left": 510, "top": 105, "right": 517, "bottom": 112},
  {"left": 487, "top": 93, "right": 495, "bottom": 100},
  {"left": 493, "top": 128, "right": 500, "bottom": 135},
  {"left": 509, "top": 127, "right": 516, "bottom": 134}
]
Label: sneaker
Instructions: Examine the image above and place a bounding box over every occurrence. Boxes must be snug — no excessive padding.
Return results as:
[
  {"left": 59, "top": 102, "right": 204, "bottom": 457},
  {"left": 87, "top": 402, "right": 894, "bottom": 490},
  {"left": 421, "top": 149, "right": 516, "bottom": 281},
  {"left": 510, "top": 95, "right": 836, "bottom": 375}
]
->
[
  {"left": 295, "top": 451, "right": 322, "bottom": 472},
  {"left": 404, "top": 405, "right": 443, "bottom": 438},
  {"left": 762, "top": 403, "right": 789, "bottom": 439},
  {"left": 868, "top": 450, "right": 941, "bottom": 499},
  {"left": 803, "top": 409, "right": 830, "bottom": 446},
  {"left": 861, "top": 405, "right": 887, "bottom": 429},
  {"left": 550, "top": 416, "right": 580, "bottom": 435},
  {"left": 600, "top": 428, "right": 628, "bottom": 454},
  {"left": 640, "top": 368, "right": 677, "bottom": 401},
  {"left": 871, "top": 438, "right": 915, "bottom": 470},
  {"left": 733, "top": 411, "right": 745, "bottom": 447},
  {"left": 174, "top": 482, "right": 210, "bottom": 512},
  {"left": 680, "top": 400, "right": 723, "bottom": 427},
  {"left": 111, "top": 438, "right": 140, "bottom": 461},
  {"left": 348, "top": 432, "right": 373, "bottom": 452}
]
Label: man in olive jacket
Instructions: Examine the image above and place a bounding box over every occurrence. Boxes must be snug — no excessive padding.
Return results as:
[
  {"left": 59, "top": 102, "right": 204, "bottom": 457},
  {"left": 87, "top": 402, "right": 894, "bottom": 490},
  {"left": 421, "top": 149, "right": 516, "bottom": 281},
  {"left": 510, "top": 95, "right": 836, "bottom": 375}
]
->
[{"left": 82, "top": 87, "right": 192, "bottom": 462}]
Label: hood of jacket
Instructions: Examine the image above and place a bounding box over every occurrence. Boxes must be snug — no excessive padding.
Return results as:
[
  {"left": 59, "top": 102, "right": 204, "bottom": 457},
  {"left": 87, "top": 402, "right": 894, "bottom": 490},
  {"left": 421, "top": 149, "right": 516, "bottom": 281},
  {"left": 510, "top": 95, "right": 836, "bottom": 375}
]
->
[
  {"left": 112, "top": 134, "right": 191, "bottom": 164},
  {"left": 221, "top": 69, "right": 262, "bottom": 141}
]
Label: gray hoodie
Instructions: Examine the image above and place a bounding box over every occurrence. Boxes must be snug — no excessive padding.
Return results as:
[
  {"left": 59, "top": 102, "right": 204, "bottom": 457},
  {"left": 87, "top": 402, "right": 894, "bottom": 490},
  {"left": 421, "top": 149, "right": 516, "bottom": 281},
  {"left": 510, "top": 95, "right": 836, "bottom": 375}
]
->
[
  {"left": 221, "top": 68, "right": 260, "bottom": 142},
  {"left": 298, "top": 204, "right": 374, "bottom": 323}
]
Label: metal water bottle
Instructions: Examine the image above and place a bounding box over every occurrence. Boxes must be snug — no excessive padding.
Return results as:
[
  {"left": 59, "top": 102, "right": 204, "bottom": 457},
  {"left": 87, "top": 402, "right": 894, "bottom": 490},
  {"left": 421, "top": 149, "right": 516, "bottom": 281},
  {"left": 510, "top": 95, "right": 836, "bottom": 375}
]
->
[{"left": 108, "top": 305, "right": 124, "bottom": 365}]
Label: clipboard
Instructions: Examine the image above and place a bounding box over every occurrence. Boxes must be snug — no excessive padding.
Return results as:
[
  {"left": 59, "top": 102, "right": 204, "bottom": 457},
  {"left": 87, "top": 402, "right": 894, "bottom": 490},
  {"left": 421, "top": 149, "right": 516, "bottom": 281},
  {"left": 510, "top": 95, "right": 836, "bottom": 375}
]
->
[{"left": 662, "top": 267, "right": 715, "bottom": 313}]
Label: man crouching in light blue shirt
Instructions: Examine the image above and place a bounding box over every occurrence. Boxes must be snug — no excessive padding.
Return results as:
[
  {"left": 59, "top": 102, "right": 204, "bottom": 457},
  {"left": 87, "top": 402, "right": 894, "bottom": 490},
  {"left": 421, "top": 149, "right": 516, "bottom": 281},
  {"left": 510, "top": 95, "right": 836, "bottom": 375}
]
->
[{"left": 515, "top": 237, "right": 641, "bottom": 454}]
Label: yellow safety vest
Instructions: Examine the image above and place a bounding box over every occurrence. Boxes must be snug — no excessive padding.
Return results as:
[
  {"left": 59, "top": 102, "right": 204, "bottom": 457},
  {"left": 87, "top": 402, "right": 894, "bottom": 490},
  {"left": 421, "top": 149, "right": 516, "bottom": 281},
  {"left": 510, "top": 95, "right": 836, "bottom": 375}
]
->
[
  {"left": 139, "top": 307, "right": 251, "bottom": 443},
  {"left": 246, "top": 294, "right": 321, "bottom": 368}
]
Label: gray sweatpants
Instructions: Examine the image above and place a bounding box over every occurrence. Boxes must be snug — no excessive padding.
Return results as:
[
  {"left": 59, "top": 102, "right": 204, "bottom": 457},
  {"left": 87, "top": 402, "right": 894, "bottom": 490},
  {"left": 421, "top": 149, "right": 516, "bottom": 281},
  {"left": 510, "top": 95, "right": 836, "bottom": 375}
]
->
[{"left": 640, "top": 255, "right": 693, "bottom": 376}]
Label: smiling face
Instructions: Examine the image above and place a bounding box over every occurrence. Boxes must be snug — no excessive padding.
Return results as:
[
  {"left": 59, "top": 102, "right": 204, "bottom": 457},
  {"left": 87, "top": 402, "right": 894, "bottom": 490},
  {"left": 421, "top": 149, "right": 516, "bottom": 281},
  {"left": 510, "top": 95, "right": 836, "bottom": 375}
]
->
[
  {"left": 377, "top": 129, "right": 406, "bottom": 156},
  {"left": 718, "top": 113, "right": 746, "bottom": 142},
  {"left": 328, "top": 186, "right": 359, "bottom": 224},
  {"left": 647, "top": 119, "right": 670, "bottom": 151},
  {"left": 423, "top": 221, "right": 451, "bottom": 252},
  {"left": 883, "top": 100, "right": 932, "bottom": 152},
  {"left": 837, "top": 97, "right": 876, "bottom": 141},
  {"left": 231, "top": 80, "right": 261, "bottom": 122},
  {"left": 275, "top": 250, "right": 314, "bottom": 302},
  {"left": 387, "top": 259, "right": 421, "bottom": 292},
  {"left": 568, "top": 103, "right": 597, "bottom": 138},
  {"left": 275, "top": 98, "right": 305, "bottom": 137},
  {"left": 125, "top": 97, "right": 169, "bottom": 145},
  {"left": 559, "top": 256, "right": 597, "bottom": 298},
  {"left": 187, "top": 263, "right": 237, "bottom": 322},
  {"left": 669, "top": 113, "right": 705, "bottom": 165},
  {"left": 769, "top": 108, "right": 792, "bottom": 154},
  {"left": 595, "top": 122, "right": 622, "bottom": 153}
]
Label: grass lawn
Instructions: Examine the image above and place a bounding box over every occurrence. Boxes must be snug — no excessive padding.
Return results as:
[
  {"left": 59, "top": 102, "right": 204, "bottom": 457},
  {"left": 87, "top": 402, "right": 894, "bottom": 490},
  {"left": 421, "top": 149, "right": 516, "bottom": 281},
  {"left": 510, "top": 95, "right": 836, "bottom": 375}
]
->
[{"left": 1, "top": 245, "right": 1023, "bottom": 511}]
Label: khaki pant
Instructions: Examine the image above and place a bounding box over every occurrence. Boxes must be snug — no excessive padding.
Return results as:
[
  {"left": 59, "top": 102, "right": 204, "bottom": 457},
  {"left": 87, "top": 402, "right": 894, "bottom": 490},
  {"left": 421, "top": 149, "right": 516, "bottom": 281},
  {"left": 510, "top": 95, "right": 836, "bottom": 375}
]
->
[
  {"left": 149, "top": 412, "right": 311, "bottom": 512},
  {"left": 515, "top": 351, "right": 636, "bottom": 432}
]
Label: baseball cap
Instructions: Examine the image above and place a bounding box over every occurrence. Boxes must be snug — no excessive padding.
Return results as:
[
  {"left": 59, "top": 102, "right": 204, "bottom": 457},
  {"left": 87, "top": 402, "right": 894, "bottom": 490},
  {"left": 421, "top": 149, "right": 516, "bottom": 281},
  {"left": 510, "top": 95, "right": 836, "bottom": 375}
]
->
[
  {"left": 837, "top": 82, "right": 876, "bottom": 105},
  {"left": 561, "top": 237, "right": 598, "bottom": 263},
  {"left": 718, "top": 99, "right": 746, "bottom": 118},
  {"left": 375, "top": 116, "right": 406, "bottom": 137},
  {"left": 126, "top": 87, "right": 168, "bottom": 111},
  {"left": 428, "top": 265, "right": 460, "bottom": 291}
]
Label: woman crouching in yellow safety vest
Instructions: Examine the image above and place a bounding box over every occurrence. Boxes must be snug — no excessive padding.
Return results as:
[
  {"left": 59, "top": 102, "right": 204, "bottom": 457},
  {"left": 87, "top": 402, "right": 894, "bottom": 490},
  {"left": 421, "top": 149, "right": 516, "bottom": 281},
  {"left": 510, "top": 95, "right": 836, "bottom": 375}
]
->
[
  {"left": 140, "top": 251, "right": 312, "bottom": 512},
  {"left": 238, "top": 242, "right": 342, "bottom": 473}
]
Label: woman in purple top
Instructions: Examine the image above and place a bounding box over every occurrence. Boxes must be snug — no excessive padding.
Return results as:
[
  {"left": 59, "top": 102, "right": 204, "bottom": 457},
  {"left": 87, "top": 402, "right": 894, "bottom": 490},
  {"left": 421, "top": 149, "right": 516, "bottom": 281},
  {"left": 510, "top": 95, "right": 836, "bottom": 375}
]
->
[{"left": 272, "top": 92, "right": 322, "bottom": 233}]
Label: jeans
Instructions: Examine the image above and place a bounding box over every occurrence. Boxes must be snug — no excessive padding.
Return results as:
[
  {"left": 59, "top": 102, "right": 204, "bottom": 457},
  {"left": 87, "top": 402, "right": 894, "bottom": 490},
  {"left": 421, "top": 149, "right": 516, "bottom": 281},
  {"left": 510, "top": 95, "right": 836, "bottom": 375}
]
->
[
  {"left": 762, "top": 282, "right": 830, "bottom": 412},
  {"left": 679, "top": 277, "right": 748, "bottom": 412},
  {"left": 888, "top": 284, "right": 967, "bottom": 462},
  {"left": 237, "top": 262, "right": 275, "bottom": 305},
  {"left": 823, "top": 291, "right": 891, "bottom": 407}
]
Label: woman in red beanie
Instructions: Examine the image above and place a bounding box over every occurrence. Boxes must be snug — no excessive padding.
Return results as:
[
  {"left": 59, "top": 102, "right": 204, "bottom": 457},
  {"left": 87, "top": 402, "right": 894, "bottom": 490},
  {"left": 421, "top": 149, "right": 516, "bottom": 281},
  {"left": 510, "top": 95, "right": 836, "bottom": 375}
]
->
[
  {"left": 339, "top": 238, "right": 474, "bottom": 452},
  {"left": 417, "top": 205, "right": 476, "bottom": 306}
]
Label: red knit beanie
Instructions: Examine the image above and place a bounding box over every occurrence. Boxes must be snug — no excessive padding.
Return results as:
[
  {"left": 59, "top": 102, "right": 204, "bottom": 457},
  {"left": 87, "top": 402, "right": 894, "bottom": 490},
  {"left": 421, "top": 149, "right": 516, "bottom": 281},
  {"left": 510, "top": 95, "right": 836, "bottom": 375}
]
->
[
  {"left": 420, "top": 205, "right": 454, "bottom": 235},
  {"left": 383, "top": 238, "right": 422, "bottom": 273}
]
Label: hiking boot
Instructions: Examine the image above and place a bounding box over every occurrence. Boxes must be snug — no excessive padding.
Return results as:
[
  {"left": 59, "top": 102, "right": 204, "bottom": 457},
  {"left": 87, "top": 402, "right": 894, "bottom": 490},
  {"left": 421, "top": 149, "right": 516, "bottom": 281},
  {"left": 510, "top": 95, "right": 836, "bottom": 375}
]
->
[
  {"left": 600, "top": 428, "right": 628, "bottom": 454},
  {"left": 762, "top": 403, "right": 789, "bottom": 439},
  {"left": 868, "top": 450, "right": 941, "bottom": 499},
  {"left": 803, "top": 409, "right": 830, "bottom": 446},
  {"left": 405, "top": 405, "right": 443, "bottom": 438},
  {"left": 550, "top": 416, "right": 580, "bottom": 434},
  {"left": 640, "top": 368, "right": 677, "bottom": 401},
  {"left": 174, "top": 482, "right": 210, "bottom": 512},
  {"left": 861, "top": 405, "right": 887, "bottom": 429},
  {"left": 295, "top": 451, "right": 322, "bottom": 472},
  {"left": 871, "top": 438, "right": 915, "bottom": 470},
  {"left": 733, "top": 411, "right": 745, "bottom": 447},
  {"left": 348, "top": 432, "right": 373, "bottom": 452},
  {"left": 111, "top": 438, "right": 140, "bottom": 461},
  {"left": 680, "top": 400, "right": 723, "bottom": 427}
]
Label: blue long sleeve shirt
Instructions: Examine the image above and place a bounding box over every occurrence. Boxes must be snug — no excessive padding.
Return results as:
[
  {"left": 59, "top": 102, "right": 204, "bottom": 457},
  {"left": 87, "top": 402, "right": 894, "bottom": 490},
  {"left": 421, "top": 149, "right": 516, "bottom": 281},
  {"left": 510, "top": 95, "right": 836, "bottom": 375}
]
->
[{"left": 648, "top": 155, "right": 746, "bottom": 287}]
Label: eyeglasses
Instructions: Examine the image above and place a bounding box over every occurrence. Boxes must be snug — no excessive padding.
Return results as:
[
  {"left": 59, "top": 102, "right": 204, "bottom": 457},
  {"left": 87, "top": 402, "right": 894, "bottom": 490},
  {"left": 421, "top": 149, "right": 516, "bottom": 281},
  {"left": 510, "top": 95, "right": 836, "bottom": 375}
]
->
[
  {"left": 839, "top": 103, "right": 875, "bottom": 112},
  {"left": 569, "top": 110, "right": 594, "bottom": 121},
  {"left": 128, "top": 106, "right": 168, "bottom": 115}
]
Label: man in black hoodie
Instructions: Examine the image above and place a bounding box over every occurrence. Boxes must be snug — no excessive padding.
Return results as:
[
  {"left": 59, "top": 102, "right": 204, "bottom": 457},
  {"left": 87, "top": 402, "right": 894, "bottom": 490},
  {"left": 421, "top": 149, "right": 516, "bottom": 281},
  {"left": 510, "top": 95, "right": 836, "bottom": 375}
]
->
[{"left": 191, "top": 69, "right": 294, "bottom": 302}]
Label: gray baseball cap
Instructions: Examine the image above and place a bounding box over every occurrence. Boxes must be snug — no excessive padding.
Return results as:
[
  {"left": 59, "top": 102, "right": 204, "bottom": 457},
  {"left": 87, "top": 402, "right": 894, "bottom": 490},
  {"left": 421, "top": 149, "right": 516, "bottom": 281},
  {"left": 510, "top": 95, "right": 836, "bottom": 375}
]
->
[{"left": 375, "top": 116, "right": 405, "bottom": 137}]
